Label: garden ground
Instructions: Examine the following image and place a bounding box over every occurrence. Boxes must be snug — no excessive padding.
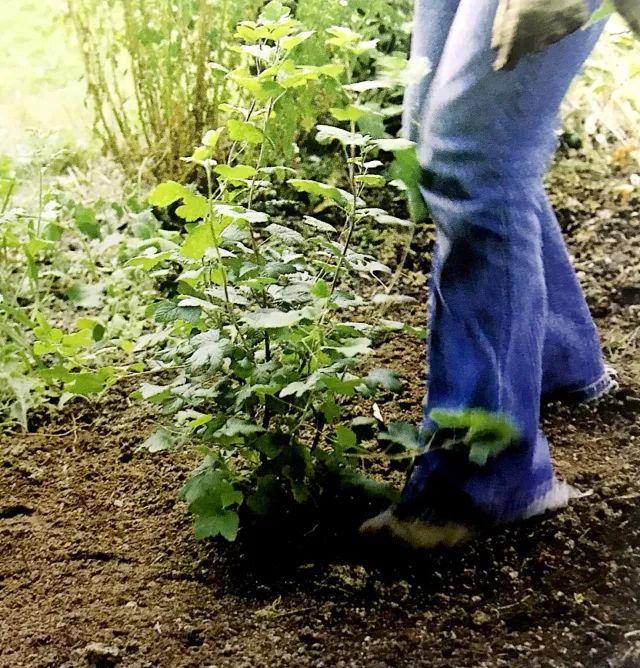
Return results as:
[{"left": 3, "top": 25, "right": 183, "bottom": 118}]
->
[{"left": 1, "top": 160, "right": 639, "bottom": 667}]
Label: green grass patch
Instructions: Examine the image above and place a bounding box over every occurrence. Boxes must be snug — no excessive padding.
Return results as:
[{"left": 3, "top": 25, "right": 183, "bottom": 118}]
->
[{"left": 0, "top": 0, "right": 87, "bottom": 155}]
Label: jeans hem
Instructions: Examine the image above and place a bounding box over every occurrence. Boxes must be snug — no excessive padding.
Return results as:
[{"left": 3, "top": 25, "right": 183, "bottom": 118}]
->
[
  {"left": 506, "top": 478, "right": 578, "bottom": 523},
  {"left": 488, "top": 477, "right": 582, "bottom": 525},
  {"left": 541, "top": 366, "right": 618, "bottom": 405}
]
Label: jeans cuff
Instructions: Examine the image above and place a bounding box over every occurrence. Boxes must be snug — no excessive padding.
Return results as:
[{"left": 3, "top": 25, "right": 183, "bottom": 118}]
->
[
  {"left": 497, "top": 477, "right": 586, "bottom": 524},
  {"left": 542, "top": 366, "right": 618, "bottom": 405}
]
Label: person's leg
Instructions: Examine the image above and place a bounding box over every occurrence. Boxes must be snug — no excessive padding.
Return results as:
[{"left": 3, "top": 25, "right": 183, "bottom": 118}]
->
[
  {"left": 538, "top": 192, "right": 615, "bottom": 402},
  {"left": 401, "top": 0, "right": 461, "bottom": 142},
  {"left": 404, "top": 1, "right": 612, "bottom": 405},
  {"left": 363, "top": 0, "right": 606, "bottom": 544}
]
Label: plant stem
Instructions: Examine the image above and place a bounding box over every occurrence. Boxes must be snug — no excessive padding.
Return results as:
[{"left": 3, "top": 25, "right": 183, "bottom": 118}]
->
[{"left": 203, "top": 163, "right": 246, "bottom": 345}]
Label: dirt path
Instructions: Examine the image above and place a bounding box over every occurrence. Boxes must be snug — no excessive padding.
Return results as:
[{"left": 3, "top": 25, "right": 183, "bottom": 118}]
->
[{"left": 2, "top": 161, "right": 640, "bottom": 667}]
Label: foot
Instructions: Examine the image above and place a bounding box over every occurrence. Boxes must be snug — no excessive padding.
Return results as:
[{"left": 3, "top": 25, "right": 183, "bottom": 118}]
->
[
  {"left": 360, "top": 476, "right": 586, "bottom": 549},
  {"left": 359, "top": 506, "right": 474, "bottom": 549}
]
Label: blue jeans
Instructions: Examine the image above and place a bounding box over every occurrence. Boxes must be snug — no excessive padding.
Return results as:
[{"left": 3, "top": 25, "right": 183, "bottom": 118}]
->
[{"left": 401, "top": 0, "right": 612, "bottom": 523}]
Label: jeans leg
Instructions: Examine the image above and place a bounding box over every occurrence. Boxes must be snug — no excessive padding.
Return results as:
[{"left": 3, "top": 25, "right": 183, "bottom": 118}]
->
[
  {"left": 401, "top": 0, "right": 606, "bottom": 523},
  {"left": 402, "top": 0, "right": 460, "bottom": 142},
  {"left": 538, "top": 192, "right": 611, "bottom": 401}
]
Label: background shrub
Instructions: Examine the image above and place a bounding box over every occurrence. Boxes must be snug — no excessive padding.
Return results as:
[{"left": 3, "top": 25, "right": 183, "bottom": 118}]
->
[
  {"left": 67, "top": 0, "right": 412, "bottom": 177},
  {"left": 68, "top": 0, "right": 264, "bottom": 176}
]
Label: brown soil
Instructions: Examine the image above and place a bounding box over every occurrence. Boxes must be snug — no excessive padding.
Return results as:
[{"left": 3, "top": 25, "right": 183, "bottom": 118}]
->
[{"left": 2, "top": 158, "right": 640, "bottom": 667}]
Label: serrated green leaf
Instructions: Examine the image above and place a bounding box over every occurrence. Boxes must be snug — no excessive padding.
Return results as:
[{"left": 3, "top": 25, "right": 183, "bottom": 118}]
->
[
  {"left": 355, "top": 174, "right": 385, "bottom": 187},
  {"left": 301, "top": 216, "right": 336, "bottom": 233},
  {"left": 154, "top": 300, "right": 202, "bottom": 324},
  {"left": 366, "top": 368, "right": 402, "bottom": 392},
  {"left": 214, "top": 164, "right": 258, "bottom": 180},
  {"left": 260, "top": 0, "right": 290, "bottom": 22},
  {"left": 335, "top": 425, "right": 357, "bottom": 450},
  {"left": 214, "top": 417, "right": 264, "bottom": 439},
  {"left": 73, "top": 204, "right": 101, "bottom": 239},
  {"left": 320, "top": 374, "right": 360, "bottom": 396},
  {"left": 315, "top": 63, "right": 344, "bottom": 78},
  {"left": 176, "top": 193, "right": 209, "bottom": 222},
  {"left": 379, "top": 421, "right": 421, "bottom": 451},
  {"left": 149, "top": 181, "right": 189, "bottom": 207},
  {"left": 330, "top": 337, "right": 372, "bottom": 358},
  {"left": 182, "top": 413, "right": 213, "bottom": 430},
  {"left": 311, "top": 279, "right": 330, "bottom": 299},
  {"left": 141, "top": 427, "right": 175, "bottom": 452},
  {"left": 180, "top": 223, "right": 214, "bottom": 259},
  {"left": 211, "top": 204, "right": 268, "bottom": 224},
  {"left": 63, "top": 369, "right": 113, "bottom": 396},
  {"left": 137, "top": 383, "right": 171, "bottom": 401},
  {"left": 262, "top": 261, "right": 297, "bottom": 278},
  {"left": 190, "top": 146, "right": 212, "bottom": 163},
  {"left": 265, "top": 223, "right": 304, "bottom": 245},
  {"left": 429, "top": 409, "right": 520, "bottom": 466},
  {"left": 202, "top": 127, "right": 224, "bottom": 149},
  {"left": 325, "top": 25, "right": 362, "bottom": 46},
  {"left": 280, "top": 29, "right": 315, "bottom": 51},
  {"left": 242, "top": 308, "right": 302, "bottom": 329},
  {"left": 183, "top": 469, "right": 243, "bottom": 539},
  {"left": 315, "top": 124, "right": 367, "bottom": 147},
  {"left": 358, "top": 208, "right": 412, "bottom": 227},
  {"left": 287, "top": 179, "right": 350, "bottom": 206},
  {"left": 23, "top": 238, "right": 55, "bottom": 255},
  {"left": 194, "top": 510, "right": 239, "bottom": 541},
  {"left": 373, "top": 138, "right": 414, "bottom": 152},
  {"left": 279, "top": 379, "right": 313, "bottom": 398},
  {"left": 126, "top": 250, "right": 172, "bottom": 271},
  {"left": 220, "top": 487, "right": 244, "bottom": 509},
  {"left": 76, "top": 317, "right": 105, "bottom": 342},
  {"left": 227, "top": 119, "right": 264, "bottom": 144},
  {"left": 61, "top": 328, "right": 93, "bottom": 349},
  {"left": 290, "top": 479, "right": 310, "bottom": 503},
  {"left": 390, "top": 146, "right": 428, "bottom": 222},
  {"left": 188, "top": 330, "right": 230, "bottom": 369},
  {"left": 322, "top": 399, "right": 340, "bottom": 422},
  {"left": 330, "top": 105, "right": 369, "bottom": 122}
]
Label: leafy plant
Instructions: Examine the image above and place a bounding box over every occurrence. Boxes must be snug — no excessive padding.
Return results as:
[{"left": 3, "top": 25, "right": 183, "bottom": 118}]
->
[
  {"left": 133, "top": 2, "right": 421, "bottom": 541},
  {"left": 0, "top": 153, "right": 161, "bottom": 428},
  {"left": 0, "top": 156, "right": 16, "bottom": 212},
  {"left": 295, "top": 0, "right": 412, "bottom": 58},
  {"left": 67, "top": 0, "right": 264, "bottom": 175},
  {"left": 428, "top": 409, "right": 520, "bottom": 466}
]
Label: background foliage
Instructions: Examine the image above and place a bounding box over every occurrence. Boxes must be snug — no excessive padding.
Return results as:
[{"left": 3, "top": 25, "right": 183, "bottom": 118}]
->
[{"left": 67, "top": 0, "right": 413, "bottom": 176}]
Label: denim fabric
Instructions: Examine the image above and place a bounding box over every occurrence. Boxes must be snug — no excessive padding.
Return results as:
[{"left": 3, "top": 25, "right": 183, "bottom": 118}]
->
[{"left": 401, "top": 0, "right": 610, "bottom": 523}]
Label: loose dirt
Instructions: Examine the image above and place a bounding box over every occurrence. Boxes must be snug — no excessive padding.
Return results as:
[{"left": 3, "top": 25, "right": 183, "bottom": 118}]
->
[{"left": 1, "top": 157, "right": 639, "bottom": 667}]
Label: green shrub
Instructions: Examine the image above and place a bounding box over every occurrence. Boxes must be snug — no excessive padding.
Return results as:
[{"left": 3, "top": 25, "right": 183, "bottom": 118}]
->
[
  {"left": 131, "top": 2, "right": 424, "bottom": 540},
  {"left": 0, "top": 154, "right": 158, "bottom": 429},
  {"left": 67, "top": 0, "right": 264, "bottom": 176}
]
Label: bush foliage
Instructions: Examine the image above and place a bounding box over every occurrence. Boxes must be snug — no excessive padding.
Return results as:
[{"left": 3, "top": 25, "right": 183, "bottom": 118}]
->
[
  {"left": 136, "top": 2, "right": 424, "bottom": 540},
  {"left": 67, "top": 0, "right": 412, "bottom": 176}
]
